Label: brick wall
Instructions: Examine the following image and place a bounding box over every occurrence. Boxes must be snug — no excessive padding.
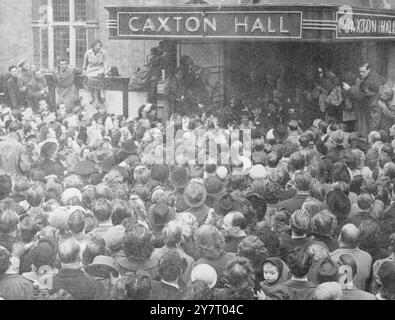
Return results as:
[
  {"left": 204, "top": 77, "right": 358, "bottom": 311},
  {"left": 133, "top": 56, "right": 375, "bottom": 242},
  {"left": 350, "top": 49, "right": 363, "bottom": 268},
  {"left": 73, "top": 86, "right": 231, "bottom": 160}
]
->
[{"left": 0, "top": 0, "right": 34, "bottom": 73}]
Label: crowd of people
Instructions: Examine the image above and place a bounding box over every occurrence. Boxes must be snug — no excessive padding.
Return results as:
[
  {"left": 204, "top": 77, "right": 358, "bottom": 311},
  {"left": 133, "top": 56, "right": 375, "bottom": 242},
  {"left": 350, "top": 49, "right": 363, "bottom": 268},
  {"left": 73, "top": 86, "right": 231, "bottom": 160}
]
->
[{"left": 1, "top": 48, "right": 395, "bottom": 300}]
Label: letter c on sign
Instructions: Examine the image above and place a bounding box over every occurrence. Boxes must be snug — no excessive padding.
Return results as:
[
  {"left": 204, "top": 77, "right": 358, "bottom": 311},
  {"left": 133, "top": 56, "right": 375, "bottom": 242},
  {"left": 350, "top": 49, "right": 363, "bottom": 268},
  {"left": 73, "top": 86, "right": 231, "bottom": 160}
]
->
[{"left": 129, "top": 17, "right": 140, "bottom": 32}]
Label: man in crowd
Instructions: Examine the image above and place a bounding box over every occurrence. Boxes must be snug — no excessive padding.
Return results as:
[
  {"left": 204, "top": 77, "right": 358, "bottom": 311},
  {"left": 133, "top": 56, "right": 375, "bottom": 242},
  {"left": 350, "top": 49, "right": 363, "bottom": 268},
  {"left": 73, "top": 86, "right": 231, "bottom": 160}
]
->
[
  {"left": 331, "top": 224, "right": 373, "bottom": 291},
  {"left": 0, "top": 57, "right": 394, "bottom": 301},
  {"left": 7, "top": 65, "right": 24, "bottom": 109}
]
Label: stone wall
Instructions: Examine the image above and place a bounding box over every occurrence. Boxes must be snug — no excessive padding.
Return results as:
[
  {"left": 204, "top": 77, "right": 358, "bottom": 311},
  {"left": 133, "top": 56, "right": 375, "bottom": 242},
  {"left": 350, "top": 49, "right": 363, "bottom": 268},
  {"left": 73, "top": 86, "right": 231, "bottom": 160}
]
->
[{"left": 0, "top": 0, "right": 34, "bottom": 73}]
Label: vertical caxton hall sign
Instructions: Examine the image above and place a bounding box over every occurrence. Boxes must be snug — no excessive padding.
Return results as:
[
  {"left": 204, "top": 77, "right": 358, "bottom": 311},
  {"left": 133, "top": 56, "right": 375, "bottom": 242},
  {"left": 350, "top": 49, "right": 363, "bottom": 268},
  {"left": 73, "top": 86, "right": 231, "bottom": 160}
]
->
[{"left": 106, "top": 7, "right": 302, "bottom": 40}]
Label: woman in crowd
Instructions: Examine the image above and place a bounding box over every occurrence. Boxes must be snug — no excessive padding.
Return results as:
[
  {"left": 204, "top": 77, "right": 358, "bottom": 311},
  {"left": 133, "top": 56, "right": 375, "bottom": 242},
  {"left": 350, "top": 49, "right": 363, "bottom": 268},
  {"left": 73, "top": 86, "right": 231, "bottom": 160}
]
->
[
  {"left": 0, "top": 61, "right": 395, "bottom": 301},
  {"left": 83, "top": 40, "right": 110, "bottom": 105}
]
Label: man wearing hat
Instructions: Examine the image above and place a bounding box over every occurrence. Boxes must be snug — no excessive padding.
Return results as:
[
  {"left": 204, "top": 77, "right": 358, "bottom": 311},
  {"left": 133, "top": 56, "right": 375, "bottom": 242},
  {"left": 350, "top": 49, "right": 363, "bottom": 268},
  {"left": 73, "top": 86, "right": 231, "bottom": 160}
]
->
[
  {"left": 324, "top": 130, "right": 353, "bottom": 164},
  {"left": 183, "top": 181, "right": 216, "bottom": 227},
  {"left": 84, "top": 255, "right": 120, "bottom": 297}
]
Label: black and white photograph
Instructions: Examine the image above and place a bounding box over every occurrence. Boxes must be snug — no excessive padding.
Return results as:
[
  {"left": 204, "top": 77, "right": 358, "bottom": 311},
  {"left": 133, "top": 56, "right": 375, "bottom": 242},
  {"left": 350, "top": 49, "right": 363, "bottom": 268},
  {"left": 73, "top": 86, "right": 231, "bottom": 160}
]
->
[{"left": 1, "top": 0, "right": 395, "bottom": 306}]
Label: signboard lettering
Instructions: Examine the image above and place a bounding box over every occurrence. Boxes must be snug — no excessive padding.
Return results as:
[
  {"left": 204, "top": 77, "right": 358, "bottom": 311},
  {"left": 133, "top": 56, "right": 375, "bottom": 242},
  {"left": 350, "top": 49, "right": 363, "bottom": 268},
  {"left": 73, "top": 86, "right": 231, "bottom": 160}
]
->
[
  {"left": 115, "top": 11, "right": 302, "bottom": 39},
  {"left": 337, "top": 11, "right": 395, "bottom": 38}
]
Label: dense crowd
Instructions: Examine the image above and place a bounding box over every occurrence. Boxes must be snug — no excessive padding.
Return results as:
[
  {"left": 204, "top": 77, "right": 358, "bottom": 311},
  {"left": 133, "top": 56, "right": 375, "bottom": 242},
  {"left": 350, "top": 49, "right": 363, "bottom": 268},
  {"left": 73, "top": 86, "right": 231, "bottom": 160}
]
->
[{"left": 1, "top": 55, "right": 395, "bottom": 301}]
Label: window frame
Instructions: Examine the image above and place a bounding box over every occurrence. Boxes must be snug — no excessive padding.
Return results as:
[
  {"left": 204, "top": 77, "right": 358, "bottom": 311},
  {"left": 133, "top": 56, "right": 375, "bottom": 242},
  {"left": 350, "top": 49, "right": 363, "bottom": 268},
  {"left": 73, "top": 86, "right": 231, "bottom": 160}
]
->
[{"left": 32, "top": 0, "right": 97, "bottom": 69}]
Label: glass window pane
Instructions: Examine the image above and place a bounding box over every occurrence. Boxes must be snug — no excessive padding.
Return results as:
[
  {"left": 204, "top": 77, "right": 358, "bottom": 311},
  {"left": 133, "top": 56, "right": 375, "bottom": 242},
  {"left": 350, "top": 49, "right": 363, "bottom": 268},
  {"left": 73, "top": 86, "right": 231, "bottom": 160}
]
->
[
  {"left": 33, "top": 28, "right": 41, "bottom": 67},
  {"left": 75, "top": 0, "right": 87, "bottom": 21},
  {"left": 41, "top": 28, "right": 49, "bottom": 69},
  {"left": 54, "top": 27, "right": 70, "bottom": 64},
  {"left": 76, "top": 27, "right": 87, "bottom": 68},
  {"left": 87, "top": 28, "right": 96, "bottom": 47},
  {"left": 53, "top": 0, "right": 69, "bottom": 22}
]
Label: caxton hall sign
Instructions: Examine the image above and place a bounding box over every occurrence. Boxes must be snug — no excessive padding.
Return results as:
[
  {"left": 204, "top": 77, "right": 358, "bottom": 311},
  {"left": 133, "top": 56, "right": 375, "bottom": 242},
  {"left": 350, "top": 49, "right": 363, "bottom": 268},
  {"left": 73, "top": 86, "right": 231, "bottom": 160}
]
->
[
  {"left": 107, "top": 7, "right": 302, "bottom": 39},
  {"left": 337, "top": 11, "right": 395, "bottom": 38}
]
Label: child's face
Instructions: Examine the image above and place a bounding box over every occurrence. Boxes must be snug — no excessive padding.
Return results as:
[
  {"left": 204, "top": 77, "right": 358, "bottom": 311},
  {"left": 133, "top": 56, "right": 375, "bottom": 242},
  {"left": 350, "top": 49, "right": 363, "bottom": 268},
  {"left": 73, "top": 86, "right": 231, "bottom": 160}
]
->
[{"left": 263, "top": 263, "right": 280, "bottom": 284}]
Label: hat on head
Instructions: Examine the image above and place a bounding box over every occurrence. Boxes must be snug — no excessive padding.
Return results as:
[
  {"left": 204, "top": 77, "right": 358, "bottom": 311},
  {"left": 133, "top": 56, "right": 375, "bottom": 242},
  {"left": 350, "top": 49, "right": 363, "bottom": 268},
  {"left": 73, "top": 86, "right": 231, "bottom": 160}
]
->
[
  {"left": 266, "top": 129, "right": 275, "bottom": 141},
  {"left": 170, "top": 167, "right": 190, "bottom": 189},
  {"left": 263, "top": 257, "right": 284, "bottom": 278},
  {"left": 249, "top": 165, "right": 267, "bottom": 180},
  {"left": 150, "top": 186, "right": 167, "bottom": 203},
  {"left": 204, "top": 176, "right": 224, "bottom": 196},
  {"left": 85, "top": 255, "right": 120, "bottom": 278},
  {"left": 184, "top": 181, "right": 207, "bottom": 208},
  {"left": 330, "top": 130, "right": 346, "bottom": 146},
  {"left": 68, "top": 206, "right": 86, "bottom": 215},
  {"left": 191, "top": 264, "right": 218, "bottom": 289},
  {"left": 151, "top": 164, "right": 169, "bottom": 183}
]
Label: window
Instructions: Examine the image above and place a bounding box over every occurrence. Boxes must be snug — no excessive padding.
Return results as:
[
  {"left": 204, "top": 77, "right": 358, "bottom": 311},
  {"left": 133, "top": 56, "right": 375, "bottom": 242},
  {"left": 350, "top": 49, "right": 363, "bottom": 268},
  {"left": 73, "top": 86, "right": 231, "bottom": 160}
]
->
[
  {"left": 32, "top": 0, "right": 97, "bottom": 69},
  {"left": 75, "top": 0, "right": 87, "bottom": 21},
  {"left": 76, "top": 27, "right": 87, "bottom": 67},
  {"left": 53, "top": 0, "right": 70, "bottom": 22},
  {"left": 54, "top": 27, "right": 70, "bottom": 63}
]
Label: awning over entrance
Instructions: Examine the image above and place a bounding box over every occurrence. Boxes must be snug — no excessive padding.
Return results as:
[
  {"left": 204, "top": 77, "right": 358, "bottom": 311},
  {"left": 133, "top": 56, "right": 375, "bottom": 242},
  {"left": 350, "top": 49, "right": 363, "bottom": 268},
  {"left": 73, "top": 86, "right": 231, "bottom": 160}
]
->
[{"left": 106, "top": 3, "right": 395, "bottom": 41}]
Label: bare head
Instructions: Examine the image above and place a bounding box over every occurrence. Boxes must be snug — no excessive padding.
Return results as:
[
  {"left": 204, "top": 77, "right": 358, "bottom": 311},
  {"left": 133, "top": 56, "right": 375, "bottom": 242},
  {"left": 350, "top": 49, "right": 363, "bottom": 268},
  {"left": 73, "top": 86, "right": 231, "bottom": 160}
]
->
[{"left": 339, "top": 224, "right": 361, "bottom": 249}]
